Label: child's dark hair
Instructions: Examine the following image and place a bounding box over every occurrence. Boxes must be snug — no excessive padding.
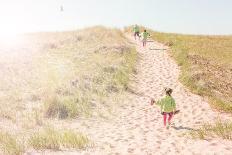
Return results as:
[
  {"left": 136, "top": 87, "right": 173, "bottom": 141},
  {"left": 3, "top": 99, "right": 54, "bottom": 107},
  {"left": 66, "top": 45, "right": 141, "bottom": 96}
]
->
[
  {"left": 165, "top": 88, "right": 173, "bottom": 96},
  {"left": 144, "top": 29, "right": 147, "bottom": 32}
]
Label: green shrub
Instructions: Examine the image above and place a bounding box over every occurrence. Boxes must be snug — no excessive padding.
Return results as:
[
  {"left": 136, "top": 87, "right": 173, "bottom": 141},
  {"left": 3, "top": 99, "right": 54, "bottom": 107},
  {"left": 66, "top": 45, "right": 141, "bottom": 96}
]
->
[{"left": 44, "top": 95, "right": 69, "bottom": 119}]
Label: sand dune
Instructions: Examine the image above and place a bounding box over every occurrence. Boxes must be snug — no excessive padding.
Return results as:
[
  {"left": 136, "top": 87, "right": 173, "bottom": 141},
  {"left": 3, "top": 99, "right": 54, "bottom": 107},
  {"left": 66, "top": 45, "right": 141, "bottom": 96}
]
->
[{"left": 33, "top": 35, "right": 232, "bottom": 155}]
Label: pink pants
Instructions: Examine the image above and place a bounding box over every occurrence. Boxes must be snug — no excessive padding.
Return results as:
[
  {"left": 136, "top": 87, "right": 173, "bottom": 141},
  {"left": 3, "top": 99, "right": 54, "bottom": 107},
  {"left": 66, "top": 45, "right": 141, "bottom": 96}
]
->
[
  {"left": 163, "top": 112, "right": 173, "bottom": 126},
  {"left": 142, "top": 40, "right": 147, "bottom": 47}
]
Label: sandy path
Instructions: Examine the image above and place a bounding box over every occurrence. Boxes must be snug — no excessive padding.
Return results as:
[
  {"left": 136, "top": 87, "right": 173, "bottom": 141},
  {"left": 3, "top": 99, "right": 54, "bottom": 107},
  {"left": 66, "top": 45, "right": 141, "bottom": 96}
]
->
[{"left": 32, "top": 36, "right": 232, "bottom": 155}]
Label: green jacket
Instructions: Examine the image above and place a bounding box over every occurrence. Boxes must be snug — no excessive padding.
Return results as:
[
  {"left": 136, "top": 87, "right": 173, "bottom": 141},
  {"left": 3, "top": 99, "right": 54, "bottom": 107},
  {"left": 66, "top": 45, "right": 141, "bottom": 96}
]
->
[
  {"left": 133, "top": 26, "right": 140, "bottom": 33},
  {"left": 142, "top": 32, "right": 150, "bottom": 39},
  {"left": 156, "top": 96, "right": 176, "bottom": 113}
]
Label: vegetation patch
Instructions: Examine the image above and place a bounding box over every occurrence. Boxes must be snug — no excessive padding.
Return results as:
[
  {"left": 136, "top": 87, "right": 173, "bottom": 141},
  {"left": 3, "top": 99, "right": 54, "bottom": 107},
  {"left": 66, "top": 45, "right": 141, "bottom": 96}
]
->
[
  {"left": 0, "top": 26, "right": 138, "bottom": 122},
  {"left": 0, "top": 132, "right": 24, "bottom": 155},
  {"left": 40, "top": 27, "right": 137, "bottom": 119},
  {"left": 28, "top": 128, "right": 89, "bottom": 150},
  {"left": 0, "top": 26, "right": 136, "bottom": 153},
  {"left": 190, "top": 120, "right": 232, "bottom": 140},
  {"left": 0, "top": 128, "right": 89, "bottom": 154}
]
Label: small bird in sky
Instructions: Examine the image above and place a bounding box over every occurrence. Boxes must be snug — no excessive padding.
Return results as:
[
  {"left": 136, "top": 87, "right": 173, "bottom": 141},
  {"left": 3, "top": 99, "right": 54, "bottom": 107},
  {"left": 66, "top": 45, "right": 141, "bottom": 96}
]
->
[{"left": 60, "top": 5, "right": 64, "bottom": 12}]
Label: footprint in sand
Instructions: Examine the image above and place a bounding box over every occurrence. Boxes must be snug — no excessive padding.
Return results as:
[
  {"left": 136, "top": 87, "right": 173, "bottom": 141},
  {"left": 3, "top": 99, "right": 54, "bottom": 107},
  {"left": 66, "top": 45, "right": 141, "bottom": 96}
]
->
[
  {"left": 127, "top": 148, "right": 135, "bottom": 153},
  {"left": 128, "top": 135, "right": 135, "bottom": 140}
]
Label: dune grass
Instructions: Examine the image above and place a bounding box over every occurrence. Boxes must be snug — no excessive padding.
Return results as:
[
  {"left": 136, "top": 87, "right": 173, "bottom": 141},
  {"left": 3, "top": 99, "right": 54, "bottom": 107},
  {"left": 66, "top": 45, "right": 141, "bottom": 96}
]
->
[
  {"left": 0, "top": 128, "right": 89, "bottom": 154},
  {"left": 28, "top": 128, "right": 89, "bottom": 150},
  {"left": 190, "top": 120, "right": 232, "bottom": 140},
  {"left": 146, "top": 30, "right": 232, "bottom": 113},
  {"left": 39, "top": 27, "right": 137, "bottom": 119},
  {"left": 42, "top": 46, "right": 137, "bottom": 119},
  {"left": 0, "top": 26, "right": 137, "bottom": 122},
  {"left": 0, "top": 132, "right": 24, "bottom": 155},
  {"left": 0, "top": 26, "right": 137, "bottom": 153}
]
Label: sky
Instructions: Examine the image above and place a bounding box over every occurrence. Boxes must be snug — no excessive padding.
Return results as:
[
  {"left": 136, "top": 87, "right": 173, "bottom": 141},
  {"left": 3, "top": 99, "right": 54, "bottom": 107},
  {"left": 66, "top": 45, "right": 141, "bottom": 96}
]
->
[{"left": 0, "top": 0, "right": 232, "bottom": 35}]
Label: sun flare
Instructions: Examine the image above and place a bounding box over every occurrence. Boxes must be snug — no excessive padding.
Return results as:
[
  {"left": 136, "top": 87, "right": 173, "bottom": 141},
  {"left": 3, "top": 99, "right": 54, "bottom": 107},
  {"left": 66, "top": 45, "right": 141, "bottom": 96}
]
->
[{"left": 0, "top": 3, "right": 30, "bottom": 47}]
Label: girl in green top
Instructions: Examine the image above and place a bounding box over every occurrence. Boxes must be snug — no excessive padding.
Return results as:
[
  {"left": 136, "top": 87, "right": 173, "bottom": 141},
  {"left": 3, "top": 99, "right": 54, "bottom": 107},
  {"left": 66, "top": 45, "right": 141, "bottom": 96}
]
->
[
  {"left": 151, "top": 88, "right": 177, "bottom": 129},
  {"left": 141, "top": 29, "right": 150, "bottom": 47},
  {"left": 133, "top": 24, "right": 140, "bottom": 40}
]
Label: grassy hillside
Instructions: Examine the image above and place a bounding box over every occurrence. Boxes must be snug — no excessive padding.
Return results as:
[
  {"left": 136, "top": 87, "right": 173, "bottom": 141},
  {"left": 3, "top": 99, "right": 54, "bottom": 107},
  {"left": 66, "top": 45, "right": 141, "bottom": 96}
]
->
[
  {"left": 125, "top": 26, "right": 232, "bottom": 113},
  {"left": 0, "top": 26, "right": 137, "bottom": 154}
]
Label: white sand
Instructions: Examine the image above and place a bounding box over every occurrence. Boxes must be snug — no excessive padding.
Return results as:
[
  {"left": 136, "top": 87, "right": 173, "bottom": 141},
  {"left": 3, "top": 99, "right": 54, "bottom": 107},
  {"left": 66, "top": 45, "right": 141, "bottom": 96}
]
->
[{"left": 29, "top": 35, "right": 232, "bottom": 155}]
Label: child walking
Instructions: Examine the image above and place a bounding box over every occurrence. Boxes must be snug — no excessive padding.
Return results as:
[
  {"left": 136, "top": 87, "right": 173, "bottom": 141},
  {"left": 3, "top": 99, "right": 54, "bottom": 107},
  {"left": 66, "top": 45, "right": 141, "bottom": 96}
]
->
[
  {"left": 141, "top": 29, "right": 150, "bottom": 47},
  {"left": 151, "top": 88, "right": 177, "bottom": 129},
  {"left": 133, "top": 24, "right": 140, "bottom": 40}
]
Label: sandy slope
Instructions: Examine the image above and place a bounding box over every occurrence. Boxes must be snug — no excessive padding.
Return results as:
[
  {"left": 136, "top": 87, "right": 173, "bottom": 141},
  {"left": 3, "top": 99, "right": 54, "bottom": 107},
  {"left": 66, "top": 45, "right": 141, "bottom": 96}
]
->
[{"left": 31, "top": 35, "right": 232, "bottom": 155}]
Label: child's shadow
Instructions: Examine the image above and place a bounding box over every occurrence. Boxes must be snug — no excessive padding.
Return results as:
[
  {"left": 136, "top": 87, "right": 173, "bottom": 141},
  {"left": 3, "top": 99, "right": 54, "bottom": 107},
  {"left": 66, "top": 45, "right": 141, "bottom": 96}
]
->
[{"left": 172, "top": 125, "right": 196, "bottom": 131}]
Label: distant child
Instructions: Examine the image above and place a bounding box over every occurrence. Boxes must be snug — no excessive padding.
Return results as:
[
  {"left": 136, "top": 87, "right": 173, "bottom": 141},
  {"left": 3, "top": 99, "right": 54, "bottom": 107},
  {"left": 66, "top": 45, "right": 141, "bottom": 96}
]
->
[
  {"left": 141, "top": 29, "right": 150, "bottom": 47},
  {"left": 151, "top": 88, "right": 178, "bottom": 129},
  {"left": 133, "top": 24, "right": 140, "bottom": 40}
]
